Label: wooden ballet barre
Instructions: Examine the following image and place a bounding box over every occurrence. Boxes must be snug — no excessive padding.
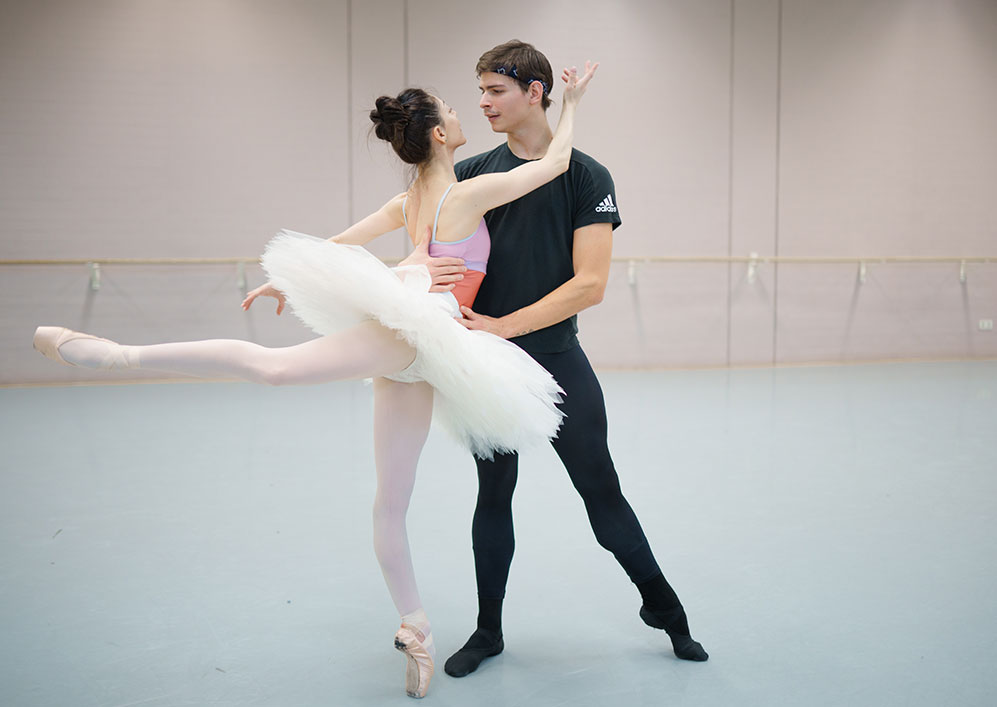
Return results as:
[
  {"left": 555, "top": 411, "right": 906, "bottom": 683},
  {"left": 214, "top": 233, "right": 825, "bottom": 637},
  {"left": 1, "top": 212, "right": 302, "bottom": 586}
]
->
[
  {"left": 2, "top": 255, "right": 994, "bottom": 265},
  {"left": 0, "top": 257, "right": 259, "bottom": 265},
  {"left": 613, "top": 254, "right": 997, "bottom": 286},
  {"left": 2, "top": 255, "right": 994, "bottom": 291},
  {"left": 612, "top": 256, "right": 997, "bottom": 264}
]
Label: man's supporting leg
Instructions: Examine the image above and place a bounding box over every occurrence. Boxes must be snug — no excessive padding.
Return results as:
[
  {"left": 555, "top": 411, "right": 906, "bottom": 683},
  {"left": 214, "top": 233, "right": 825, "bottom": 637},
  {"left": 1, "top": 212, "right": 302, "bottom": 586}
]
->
[
  {"left": 536, "top": 346, "right": 708, "bottom": 661},
  {"left": 443, "top": 452, "right": 518, "bottom": 677}
]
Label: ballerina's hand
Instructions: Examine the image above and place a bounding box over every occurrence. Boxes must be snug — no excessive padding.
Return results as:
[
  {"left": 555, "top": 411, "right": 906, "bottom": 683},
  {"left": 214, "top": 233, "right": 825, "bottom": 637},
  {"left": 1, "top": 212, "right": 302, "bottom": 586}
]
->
[
  {"left": 241, "top": 282, "right": 287, "bottom": 315},
  {"left": 561, "top": 60, "right": 599, "bottom": 105}
]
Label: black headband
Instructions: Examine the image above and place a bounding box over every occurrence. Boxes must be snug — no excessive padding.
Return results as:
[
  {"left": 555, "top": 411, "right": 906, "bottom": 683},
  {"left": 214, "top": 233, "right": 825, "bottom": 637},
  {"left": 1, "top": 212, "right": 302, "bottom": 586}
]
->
[{"left": 493, "top": 65, "right": 549, "bottom": 96}]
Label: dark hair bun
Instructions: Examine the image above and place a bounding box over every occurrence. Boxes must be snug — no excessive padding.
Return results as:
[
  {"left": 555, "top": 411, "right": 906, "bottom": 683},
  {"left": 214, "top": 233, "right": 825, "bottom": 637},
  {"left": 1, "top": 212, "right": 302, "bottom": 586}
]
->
[
  {"left": 369, "top": 88, "right": 441, "bottom": 165},
  {"left": 370, "top": 96, "right": 409, "bottom": 143}
]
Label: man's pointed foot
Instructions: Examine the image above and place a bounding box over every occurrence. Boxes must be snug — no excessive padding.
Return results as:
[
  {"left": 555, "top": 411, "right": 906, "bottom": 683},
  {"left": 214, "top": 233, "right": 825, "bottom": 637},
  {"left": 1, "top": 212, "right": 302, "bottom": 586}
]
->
[
  {"left": 669, "top": 633, "right": 709, "bottom": 661},
  {"left": 639, "top": 605, "right": 709, "bottom": 662}
]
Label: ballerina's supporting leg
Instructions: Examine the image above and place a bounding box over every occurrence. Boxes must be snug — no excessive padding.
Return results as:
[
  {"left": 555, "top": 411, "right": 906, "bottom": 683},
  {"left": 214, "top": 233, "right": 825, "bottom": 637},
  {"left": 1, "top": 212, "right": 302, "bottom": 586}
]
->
[
  {"left": 372, "top": 378, "right": 434, "bottom": 629},
  {"left": 372, "top": 378, "right": 436, "bottom": 697},
  {"left": 41, "top": 320, "right": 417, "bottom": 383}
]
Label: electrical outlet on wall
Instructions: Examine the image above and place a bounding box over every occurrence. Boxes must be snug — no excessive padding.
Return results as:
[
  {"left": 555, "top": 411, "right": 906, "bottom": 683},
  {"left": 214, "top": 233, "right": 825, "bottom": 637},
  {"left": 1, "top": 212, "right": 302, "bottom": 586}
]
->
[{"left": 980, "top": 319, "right": 994, "bottom": 331}]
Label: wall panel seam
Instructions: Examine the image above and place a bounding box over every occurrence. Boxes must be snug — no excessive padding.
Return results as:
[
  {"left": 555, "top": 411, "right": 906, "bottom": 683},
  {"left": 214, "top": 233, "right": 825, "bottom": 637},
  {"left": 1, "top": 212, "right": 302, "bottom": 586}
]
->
[
  {"left": 726, "top": 0, "right": 735, "bottom": 367},
  {"left": 347, "top": 0, "right": 354, "bottom": 226},
  {"left": 773, "top": 0, "right": 784, "bottom": 365}
]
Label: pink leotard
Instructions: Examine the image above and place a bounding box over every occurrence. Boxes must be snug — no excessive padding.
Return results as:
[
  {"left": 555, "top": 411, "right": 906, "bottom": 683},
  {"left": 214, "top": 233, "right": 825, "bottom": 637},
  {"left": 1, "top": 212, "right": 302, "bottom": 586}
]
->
[{"left": 403, "top": 183, "right": 490, "bottom": 310}]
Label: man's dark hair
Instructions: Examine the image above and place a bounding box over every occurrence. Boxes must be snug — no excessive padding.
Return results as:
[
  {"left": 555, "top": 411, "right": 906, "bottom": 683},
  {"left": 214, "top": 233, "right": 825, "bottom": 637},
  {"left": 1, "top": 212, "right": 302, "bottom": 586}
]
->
[{"left": 476, "top": 39, "right": 553, "bottom": 111}]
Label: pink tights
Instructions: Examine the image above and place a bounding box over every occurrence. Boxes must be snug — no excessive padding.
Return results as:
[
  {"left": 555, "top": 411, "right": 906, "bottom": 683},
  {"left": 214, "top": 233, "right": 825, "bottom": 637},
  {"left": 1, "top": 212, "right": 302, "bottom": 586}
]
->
[
  {"left": 126, "top": 320, "right": 417, "bottom": 383},
  {"left": 57, "top": 322, "right": 435, "bottom": 643},
  {"left": 372, "top": 378, "right": 435, "bottom": 650}
]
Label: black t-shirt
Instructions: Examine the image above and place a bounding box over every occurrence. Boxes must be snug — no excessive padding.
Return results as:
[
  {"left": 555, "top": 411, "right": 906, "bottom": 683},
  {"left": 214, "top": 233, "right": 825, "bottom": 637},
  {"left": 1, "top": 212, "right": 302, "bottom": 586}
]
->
[{"left": 455, "top": 144, "right": 622, "bottom": 354}]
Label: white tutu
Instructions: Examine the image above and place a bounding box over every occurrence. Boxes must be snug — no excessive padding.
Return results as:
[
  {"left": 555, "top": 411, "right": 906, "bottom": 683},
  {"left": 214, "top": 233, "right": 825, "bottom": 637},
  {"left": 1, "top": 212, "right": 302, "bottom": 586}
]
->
[{"left": 261, "top": 230, "right": 563, "bottom": 458}]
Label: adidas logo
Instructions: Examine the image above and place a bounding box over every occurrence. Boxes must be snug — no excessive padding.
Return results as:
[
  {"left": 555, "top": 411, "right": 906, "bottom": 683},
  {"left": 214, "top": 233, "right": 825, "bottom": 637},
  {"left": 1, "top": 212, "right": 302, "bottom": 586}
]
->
[{"left": 595, "top": 194, "right": 617, "bottom": 213}]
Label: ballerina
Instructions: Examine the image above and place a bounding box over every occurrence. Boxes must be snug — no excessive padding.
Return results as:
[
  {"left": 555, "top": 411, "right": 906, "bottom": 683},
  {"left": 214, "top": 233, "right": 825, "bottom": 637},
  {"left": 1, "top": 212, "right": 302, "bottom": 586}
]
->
[{"left": 34, "top": 61, "right": 598, "bottom": 698}]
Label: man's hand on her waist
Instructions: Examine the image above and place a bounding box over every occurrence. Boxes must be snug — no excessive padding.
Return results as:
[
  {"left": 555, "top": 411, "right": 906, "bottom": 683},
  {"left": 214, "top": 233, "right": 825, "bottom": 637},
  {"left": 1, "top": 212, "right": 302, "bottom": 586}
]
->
[
  {"left": 398, "top": 225, "right": 466, "bottom": 292},
  {"left": 459, "top": 306, "right": 527, "bottom": 339}
]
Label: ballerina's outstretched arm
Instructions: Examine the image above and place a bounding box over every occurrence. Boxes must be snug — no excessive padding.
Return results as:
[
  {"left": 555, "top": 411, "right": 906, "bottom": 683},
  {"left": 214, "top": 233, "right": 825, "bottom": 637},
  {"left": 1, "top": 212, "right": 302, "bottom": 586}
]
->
[{"left": 241, "top": 194, "right": 467, "bottom": 316}]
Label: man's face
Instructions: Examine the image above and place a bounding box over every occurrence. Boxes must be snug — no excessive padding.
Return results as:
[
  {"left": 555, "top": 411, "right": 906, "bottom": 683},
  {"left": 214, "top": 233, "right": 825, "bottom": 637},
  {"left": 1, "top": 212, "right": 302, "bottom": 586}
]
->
[{"left": 478, "top": 72, "right": 533, "bottom": 133}]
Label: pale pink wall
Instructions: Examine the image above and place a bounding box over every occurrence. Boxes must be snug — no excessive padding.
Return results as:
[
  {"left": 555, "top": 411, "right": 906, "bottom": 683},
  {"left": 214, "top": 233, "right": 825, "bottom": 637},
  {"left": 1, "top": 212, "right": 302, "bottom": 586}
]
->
[
  {"left": 775, "top": 0, "right": 997, "bottom": 363},
  {"left": 2, "top": 0, "right": 995, "bottom": 385},
  {"left": 349, "top": 0, "right": 410, "bottom": 261},
  {"left": 1, "top": 0, "right": 350, "bottom": 259},
  {"left": 1, "top": 0, "right": 350, "bottom": 384},
  {"left": 729, "top": 0, "right": 780, "bottom": 365}
]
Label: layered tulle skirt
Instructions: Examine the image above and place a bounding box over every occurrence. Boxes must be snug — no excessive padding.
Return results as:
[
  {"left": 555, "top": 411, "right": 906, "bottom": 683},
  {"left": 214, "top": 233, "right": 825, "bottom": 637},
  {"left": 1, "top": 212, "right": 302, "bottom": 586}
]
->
[{"left": 261, "top": 230, "right": 563, "bottom": 458}]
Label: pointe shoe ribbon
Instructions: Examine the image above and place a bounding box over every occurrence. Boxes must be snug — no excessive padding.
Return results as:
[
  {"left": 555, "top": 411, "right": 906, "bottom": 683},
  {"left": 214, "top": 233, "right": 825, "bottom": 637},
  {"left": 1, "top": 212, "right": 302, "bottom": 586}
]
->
[
  {"left": 394, "top": 623, "right": 434, "bottom": 699},
  {"left": 33, "top": 326, "right": 128, "bottom": 369}
]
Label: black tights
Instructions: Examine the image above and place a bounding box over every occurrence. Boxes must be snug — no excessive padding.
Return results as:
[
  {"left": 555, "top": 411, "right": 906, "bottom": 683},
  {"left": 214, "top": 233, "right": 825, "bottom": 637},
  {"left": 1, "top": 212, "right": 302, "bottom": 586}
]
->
[{"left": 472, "top": 345, "right": 661, "bottom": 598}]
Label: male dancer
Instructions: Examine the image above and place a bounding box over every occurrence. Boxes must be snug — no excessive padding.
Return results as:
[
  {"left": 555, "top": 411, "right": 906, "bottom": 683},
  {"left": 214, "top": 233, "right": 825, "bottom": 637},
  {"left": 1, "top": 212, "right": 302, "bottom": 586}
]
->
[{"left": 442, "top": 40, "right": 709, "bottom": 677}]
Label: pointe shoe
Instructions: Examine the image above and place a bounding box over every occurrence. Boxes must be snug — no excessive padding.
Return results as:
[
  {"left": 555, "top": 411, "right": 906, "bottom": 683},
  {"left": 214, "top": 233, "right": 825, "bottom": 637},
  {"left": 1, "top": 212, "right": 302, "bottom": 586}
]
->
[
  {"left": 33, "top": 326, "right": 124, "bottom": 369},
  {"left": 394, "top": 624, "right": 434, "bottom": 699}
]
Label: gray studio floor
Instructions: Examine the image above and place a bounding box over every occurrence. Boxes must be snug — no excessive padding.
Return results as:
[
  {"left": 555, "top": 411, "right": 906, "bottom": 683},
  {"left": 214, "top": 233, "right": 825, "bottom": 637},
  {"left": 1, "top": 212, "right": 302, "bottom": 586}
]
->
[{"left": 2, "top": 361, "right": 996, "bottom": 707}]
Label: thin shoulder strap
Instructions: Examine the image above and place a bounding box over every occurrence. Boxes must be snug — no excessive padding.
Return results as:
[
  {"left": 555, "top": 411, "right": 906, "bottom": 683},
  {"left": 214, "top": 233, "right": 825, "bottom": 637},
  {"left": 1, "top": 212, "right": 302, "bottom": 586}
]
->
[
  {"left": 401, "top": 194, "right": 409, "bottom": 230},
  {"left": 431, "top": 183, "right": 457, "bottom": 240}
]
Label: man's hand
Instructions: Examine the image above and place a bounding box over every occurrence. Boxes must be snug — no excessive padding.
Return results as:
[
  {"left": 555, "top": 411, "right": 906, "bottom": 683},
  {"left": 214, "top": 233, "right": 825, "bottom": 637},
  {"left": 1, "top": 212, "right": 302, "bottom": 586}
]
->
[
  {"left": 242, "top": 282, "right": 287, "bottom": 315},
  {"left": 398, "top": 226, "right": 467, "bottom": 292},
  {"left": 459, "top": 306, "right": 519, "bottom": 339}
]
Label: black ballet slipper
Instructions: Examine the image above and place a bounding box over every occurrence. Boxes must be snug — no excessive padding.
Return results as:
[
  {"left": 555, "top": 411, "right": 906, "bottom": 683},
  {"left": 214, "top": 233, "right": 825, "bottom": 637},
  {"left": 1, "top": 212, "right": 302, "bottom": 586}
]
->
[
  {"left": 443, "top": 628, "right": 504, "bottom": 677},
  {"left": 639, "top": 605, "right": 709, "bottom": 662}
]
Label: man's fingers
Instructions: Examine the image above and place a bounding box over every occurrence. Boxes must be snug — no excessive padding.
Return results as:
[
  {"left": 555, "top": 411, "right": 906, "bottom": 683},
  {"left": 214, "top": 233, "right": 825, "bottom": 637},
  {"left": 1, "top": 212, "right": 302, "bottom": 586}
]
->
[
  {"left": 429, "top": 266, "right": 466, "bottom": 277},
  {"left": 458, "top": 306, "right": 480, "bottom": 327},
  {"left": 432, "top": 273, "right": 464, "bottom": 284},
  {"left": 428, "top": 283, "right": 456, "bottom": 293},
  {"left": 427, "top": 257, "right": 466, "bottom": 269}
]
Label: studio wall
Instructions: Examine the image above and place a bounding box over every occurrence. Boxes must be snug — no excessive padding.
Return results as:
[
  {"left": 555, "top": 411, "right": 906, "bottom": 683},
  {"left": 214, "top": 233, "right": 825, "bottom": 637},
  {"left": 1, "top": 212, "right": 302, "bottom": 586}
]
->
[{"left": 1, "top": 0, "right": 994, "bottom": 384}]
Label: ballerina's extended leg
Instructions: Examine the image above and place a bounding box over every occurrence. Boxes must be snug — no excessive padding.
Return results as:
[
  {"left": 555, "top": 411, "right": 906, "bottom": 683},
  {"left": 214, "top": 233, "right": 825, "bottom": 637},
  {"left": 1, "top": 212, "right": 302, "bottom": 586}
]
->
[{"left": 33, "top": 321, "right": 416, "bottom": 383}]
